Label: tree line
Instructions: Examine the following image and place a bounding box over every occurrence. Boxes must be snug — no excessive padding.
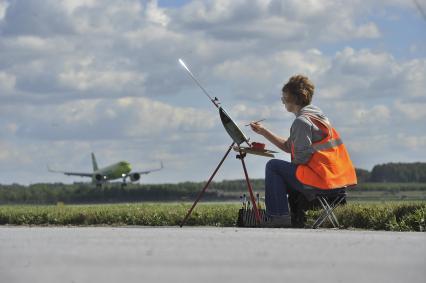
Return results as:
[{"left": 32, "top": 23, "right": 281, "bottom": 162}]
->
[
  {"left": 0, "top": 181, "right": 254, "bottom": 205},
  {"left": 356, "top": 162, "right": 426, "bottom": 183},
  {"left": 0, "top": 162, "right": 424, "bottom": 204}
]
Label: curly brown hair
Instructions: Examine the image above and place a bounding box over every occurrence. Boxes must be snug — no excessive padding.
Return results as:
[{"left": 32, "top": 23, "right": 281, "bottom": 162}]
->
[{"left": 282, "top": 75, "right": 315, "bottom": 107}]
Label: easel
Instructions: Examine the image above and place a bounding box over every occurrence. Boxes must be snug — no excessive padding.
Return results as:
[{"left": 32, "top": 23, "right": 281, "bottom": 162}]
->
[
  {"left": 180, "top": 142, "right": 262, "bottom": 227},
  {"left": 177, "top": 58, "right": 275, "bottom": 227}
]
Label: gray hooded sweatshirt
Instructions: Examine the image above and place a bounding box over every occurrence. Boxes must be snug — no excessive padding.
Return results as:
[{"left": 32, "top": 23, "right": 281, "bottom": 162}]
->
[{"left": 283, "top": 105, "right": 329, "bottom": 164}]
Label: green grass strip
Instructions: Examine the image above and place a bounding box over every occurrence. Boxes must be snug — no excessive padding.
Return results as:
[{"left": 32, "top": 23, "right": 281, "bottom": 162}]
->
[{"left": 0, "top": 202, "right": 424, "bottom": 232}]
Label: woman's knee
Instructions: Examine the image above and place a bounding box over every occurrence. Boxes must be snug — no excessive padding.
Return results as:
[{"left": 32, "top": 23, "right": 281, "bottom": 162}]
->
[
  {"left": 266, "top": 159, "right": 295, "bottom": 174},
  {"left": 266, "top": 159, "right": 282, "bottom": 172}
]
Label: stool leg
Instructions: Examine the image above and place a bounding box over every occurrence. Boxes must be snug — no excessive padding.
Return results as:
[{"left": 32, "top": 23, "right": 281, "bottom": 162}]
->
[
  {"left": 328, "top": 195, "right": 346, "bottom": 227},
  {"left": 321, "top": 197, "right": 340, "bottom": 227},
  {"left": 313, "top": 195, "right": 346, "bottom": 229},
  {"left": 313, "top": 197, "right": 336, "bottom": 228}
]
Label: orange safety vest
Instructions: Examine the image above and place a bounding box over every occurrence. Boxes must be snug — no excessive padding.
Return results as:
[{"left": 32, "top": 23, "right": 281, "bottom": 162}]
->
[{"left": 291, "top": 114, "right": 357, "bottom": 190}]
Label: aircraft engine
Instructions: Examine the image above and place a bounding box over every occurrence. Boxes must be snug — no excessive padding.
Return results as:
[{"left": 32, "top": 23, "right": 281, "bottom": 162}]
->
[
  {"left": 129, "top": 173, "right": 140, "bottom": 182},
  {"left": 95, "top": 174, "right": 104, "bottom": 181}
]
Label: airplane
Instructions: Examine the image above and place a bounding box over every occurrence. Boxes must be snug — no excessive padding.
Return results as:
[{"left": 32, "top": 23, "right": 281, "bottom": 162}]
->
[{"left": 48, "top": 152, "right": 163, "bottom": 187}]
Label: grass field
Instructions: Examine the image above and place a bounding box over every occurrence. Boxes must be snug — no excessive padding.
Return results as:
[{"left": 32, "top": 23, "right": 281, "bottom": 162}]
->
[{"left": 0, "top": 201, "right": 424, "bottom": 232}]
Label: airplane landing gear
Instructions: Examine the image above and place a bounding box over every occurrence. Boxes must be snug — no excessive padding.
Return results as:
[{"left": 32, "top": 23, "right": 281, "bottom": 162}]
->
[{"left": 121, "top": 177, "right": 127, "bottom": 189}]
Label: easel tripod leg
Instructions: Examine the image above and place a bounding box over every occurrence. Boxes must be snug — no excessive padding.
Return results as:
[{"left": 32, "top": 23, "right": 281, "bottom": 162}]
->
[
  {"left": 239, "top": 152, "right": 261, "bottom": 225},
  {"left": 180, "top": 142, "right": 235, "bottom": 227}
]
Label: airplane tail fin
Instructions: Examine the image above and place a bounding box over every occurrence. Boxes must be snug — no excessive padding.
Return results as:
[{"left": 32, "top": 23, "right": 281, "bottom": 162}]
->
[{"left": 91, "top": 152, "right": 99, "bottom": 172}]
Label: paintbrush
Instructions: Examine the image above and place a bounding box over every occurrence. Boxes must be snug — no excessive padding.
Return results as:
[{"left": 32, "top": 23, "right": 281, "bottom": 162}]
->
[{"left": 245, "top": 119, "right": 266, "bottom": 126}]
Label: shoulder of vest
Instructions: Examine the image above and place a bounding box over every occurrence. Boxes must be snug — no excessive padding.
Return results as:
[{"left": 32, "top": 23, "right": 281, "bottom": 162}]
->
[{"left": 294, "top": 116, "right": 313, "bottom": 127}]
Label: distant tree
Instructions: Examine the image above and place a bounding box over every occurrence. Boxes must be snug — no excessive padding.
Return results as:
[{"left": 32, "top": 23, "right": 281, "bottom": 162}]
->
[
  {"left": 370, "top": 162, "right": 426, "bottom": 182},
  {"left": 355, "top": 168, "right": 370, "bottom": 183}
]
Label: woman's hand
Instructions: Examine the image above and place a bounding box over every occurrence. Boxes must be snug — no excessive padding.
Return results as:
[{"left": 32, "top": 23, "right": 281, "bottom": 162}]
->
[
  {"left": 250, "top": 121, "right": 289, "bottom": 152},
  {"left": 250, "top": 122, "right": 267, "bottom": 136}
]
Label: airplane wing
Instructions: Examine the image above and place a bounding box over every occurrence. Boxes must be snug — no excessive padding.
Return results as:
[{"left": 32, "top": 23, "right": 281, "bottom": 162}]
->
[
  {"left": 47, "top": 165, "right": 93, "bottom": 177},
  {"left": 131, "top": 161, "right": 164, "bottom": 175}
]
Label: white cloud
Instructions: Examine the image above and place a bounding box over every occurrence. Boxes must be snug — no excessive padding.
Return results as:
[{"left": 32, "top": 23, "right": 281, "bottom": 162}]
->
[
  {"left": 177, "top": 0, "right": 382, "bottom": 45},
  {"left": 318, "top": 85, "right": 345, "bottom": 99},
  {"left": 0, "top": 0, "right": 425, "bottom": 184},
  {"left": 400, "top": 59, "right": 426, "bottom": 98},
  {"left": 230, "top": 103, "right": 290, "bottom": 122},
  {"left": 0, "top": 141, "right": 31, "bottom": 165},
  {"left": 180, "top": 0, "right": 250, "bottom": 24},
  {"left": 394, "top": 101, "right": 426, "bottom": 120},
  {"left": 13, "top": 35, "right": 47, "bottom": 49},
  {"left": 2, "top": 96, "right": 216, "bottom": 141},
  {"left": 2, "top": 35, "right": 73, "bottom": 52},
  {"left": 0, "top": 71, "right": 15, "bottom": 93},
  {"left": 62, "top": 0, "right": 98, "bottom": 14},
  {"left": 0, "top": 0, "right": 9, "bottom": 21},
  {"left": 210, "top": 47, "right": 426, "bottom": 107},
  {"left": 318, "top": 48, "right": 426, "bottom": 101},
  {"left": 354, "top": 105, "right": 391, "bottom": 124},
  {"left": 0, "top": 0, "right": 75, "bottom": 36},
  {"left": 117, "top": 97, "right": 217, "bottom": 137},
  {"left": 333, "top": 47, "right": 395, "bottom": 76},
  {"left": 146, "top": 0, "right": 170, "bottom": 26},
  {"left": 123, "top": 25, "right": 183, "bottom": 48},
  {"left": 61, "top": 0, "right": 169, "bottom": 35},
  {"left": 353, "top": 22, "right": 381, "bottom": 38},
  {"left": 212, "top": 49, "right": 329, "bottom": 101},
  {"left": 396, "top": 134, "right": 426, "bottom": 150},
  {"left": 346, "top": 134, "right": 391, "bottom": 154},
  {"left": 59, "top": 68, "right": 146, "bottom": 92}
]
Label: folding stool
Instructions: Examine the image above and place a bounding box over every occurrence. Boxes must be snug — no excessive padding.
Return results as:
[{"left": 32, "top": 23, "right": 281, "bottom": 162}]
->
[{"left": 310, "top": 189, "right": 347, "bottom": 229}]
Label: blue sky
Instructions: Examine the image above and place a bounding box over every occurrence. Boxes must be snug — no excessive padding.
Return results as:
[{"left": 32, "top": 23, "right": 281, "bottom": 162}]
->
[
  {"left": 0, "top": 0, "right": 425, "bottom": 185},
  {"left": 158, "top": 0, "right": 191, "bottom": 7}
]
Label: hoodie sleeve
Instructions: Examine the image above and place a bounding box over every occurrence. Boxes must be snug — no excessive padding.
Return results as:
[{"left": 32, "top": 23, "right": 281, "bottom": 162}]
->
[
  {"left": 282, "top": 140, "right": 291, "bottom": 153},
  {"left": 290, "top": 117, "right": 315, "bottom": 164}
]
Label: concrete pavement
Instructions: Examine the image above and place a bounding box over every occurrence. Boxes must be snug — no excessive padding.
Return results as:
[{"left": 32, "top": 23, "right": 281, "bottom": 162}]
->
[{"left": 0, "top": 227, "right": 424, "bottom": 283}]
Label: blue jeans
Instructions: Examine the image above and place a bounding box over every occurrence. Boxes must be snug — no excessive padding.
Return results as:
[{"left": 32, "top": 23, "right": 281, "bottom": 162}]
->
[{"left": 265, "top": 159, "right": 304, "bottom": 216}]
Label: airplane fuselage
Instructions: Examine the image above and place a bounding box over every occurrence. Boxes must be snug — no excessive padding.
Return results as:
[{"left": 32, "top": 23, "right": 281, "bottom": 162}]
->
[{"left": 92, "top": 161, "right": 132, "bottom": 182}]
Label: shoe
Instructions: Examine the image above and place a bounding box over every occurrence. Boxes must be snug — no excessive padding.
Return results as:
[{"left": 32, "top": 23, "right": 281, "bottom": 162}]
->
[
  {"left": 291, "top": 211, "right": 306, "bottom": 228},
  {"left": 260, "top": 215, "right": 292, "bottom": 228}
]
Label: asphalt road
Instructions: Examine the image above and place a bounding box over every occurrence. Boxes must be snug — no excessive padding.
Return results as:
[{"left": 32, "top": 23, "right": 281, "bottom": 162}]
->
[{"left": 0, "top": 227, "right": 425, "bottom": 283}]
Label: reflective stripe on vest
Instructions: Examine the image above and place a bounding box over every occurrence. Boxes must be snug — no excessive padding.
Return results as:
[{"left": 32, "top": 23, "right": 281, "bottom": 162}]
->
[
  {"left": 292, "top": 114, "right": 357, "bottom": 190},
  {"left": 312, "top": 138, "right": 343, "bottom": 152}
]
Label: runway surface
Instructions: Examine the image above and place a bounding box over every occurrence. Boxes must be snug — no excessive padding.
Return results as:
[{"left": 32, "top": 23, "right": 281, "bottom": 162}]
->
[{"left": 0, "top": 227, "right": 425, "bottom": 283}]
